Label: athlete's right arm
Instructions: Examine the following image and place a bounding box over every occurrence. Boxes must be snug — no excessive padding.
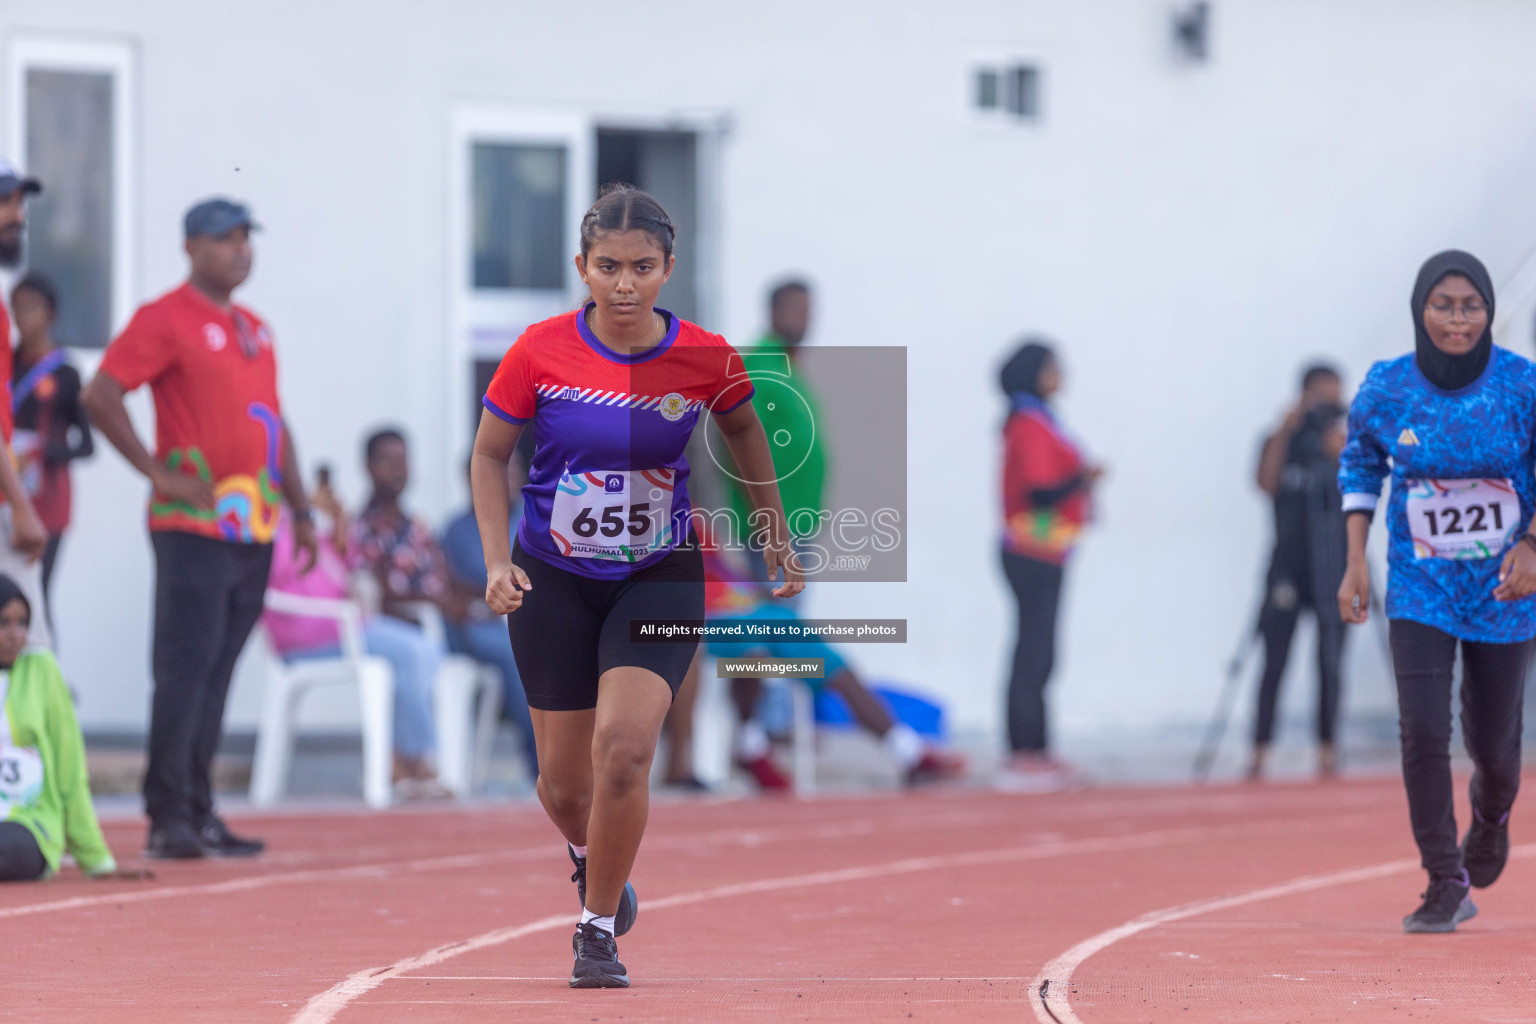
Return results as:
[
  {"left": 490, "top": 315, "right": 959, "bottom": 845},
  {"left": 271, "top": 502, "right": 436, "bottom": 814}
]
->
[
  {"left": 1338, "top": 512, "right": 1372, "bottom": 624},
  {"left": 82, "top": 372, "right": 214, "bottom": 510},
  {"left": 470, "top": 407, "right": 531, "bottom": 615},
  {"left": 1336, "top": 378, "right": 1384, "bottom": 624}
]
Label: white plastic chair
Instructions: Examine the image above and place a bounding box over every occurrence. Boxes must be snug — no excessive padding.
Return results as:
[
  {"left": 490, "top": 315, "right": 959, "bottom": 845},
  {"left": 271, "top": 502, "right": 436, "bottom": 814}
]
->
[
  {"left": 695, "top": 660, "right": 817, "bottom": 796},
  {"left": 250, "top": 591, "right": 394, "bottom": 809},
  {"left": 766, "top": 677, "right": 817, "bottom": 796},
  {"left": 398, "top": 601, "right": 503, "bottom": 799}
]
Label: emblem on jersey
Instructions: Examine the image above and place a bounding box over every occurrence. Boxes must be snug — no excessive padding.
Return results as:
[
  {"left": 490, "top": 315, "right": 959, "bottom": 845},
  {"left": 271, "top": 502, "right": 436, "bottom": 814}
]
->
[
  {"left": 1398, "top": 428, "right": 1420, "bottom": 446},
  {"left": 203, "top": 324, "right": 228, "bottom": 352},
  {"left": 604, "top": 474, "right": 625, "bottom": 493},
  {"left": 658, "top": 392, "right": 688, "bottom": 422}
]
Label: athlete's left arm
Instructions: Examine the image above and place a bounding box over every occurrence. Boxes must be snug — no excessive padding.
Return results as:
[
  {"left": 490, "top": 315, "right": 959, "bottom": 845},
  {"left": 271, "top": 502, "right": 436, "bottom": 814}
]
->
[
  {"left": 280, "top": 418, "right": 318, "bottom": 574},
  {"left": 713, "top": 403, "right": 804, "bottom": 599}
]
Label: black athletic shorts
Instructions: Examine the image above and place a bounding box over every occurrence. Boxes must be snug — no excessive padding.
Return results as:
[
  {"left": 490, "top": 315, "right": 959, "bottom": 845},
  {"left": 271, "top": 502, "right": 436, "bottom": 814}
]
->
[{"left": 507, "top": 537, "right": 704, "bottom": 711}]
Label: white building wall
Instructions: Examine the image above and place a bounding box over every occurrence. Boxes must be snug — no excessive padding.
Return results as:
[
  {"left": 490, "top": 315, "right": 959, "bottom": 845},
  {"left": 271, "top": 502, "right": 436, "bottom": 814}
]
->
[{"left": 4, "top": 0, "right": 1536, "bottom": 743}]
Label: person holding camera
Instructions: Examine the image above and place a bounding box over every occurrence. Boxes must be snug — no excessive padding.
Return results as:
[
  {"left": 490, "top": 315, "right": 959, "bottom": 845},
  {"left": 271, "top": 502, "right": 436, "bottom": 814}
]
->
[{"left": 1250, "top": 364, "right": 1350, "bottom": 780}]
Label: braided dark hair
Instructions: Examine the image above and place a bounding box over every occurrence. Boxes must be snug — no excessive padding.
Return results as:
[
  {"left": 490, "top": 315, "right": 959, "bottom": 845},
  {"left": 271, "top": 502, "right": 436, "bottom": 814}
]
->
[{"left": 580, "top": 182, "right": 675, "bottom": 261}]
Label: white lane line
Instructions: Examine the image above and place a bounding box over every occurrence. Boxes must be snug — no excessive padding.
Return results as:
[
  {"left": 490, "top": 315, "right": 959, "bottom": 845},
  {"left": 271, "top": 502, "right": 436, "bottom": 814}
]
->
[
  {"left": 0, "top": 812, "right": 963, "bottom": 922},
  {"left": 1028, "top": 843, "right": 1536, "bottom": 1024},
  {"left": 400, "top": 975, "right": 1036, "bottom": 982},
  {"left": 0, "top": 798, "right": 1348, "bottom": 923},
  {"left": 287, "top": 813, "right": 1380, "bottom": 1024}
]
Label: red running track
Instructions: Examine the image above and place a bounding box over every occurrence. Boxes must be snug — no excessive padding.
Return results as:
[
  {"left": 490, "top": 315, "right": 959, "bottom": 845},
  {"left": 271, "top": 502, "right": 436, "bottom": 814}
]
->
[{"left": 2, "top": 776, "right": 1533, "bottom": 1023}]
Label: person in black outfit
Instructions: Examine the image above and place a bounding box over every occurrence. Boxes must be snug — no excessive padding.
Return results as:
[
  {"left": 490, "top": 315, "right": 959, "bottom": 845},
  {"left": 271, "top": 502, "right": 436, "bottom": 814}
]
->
[
  {"left": 1250, "top": 364, "right": 1349, "bottom": 779},
  {"left": 9, "top": 274, "right": 94, "bottom": 634}
]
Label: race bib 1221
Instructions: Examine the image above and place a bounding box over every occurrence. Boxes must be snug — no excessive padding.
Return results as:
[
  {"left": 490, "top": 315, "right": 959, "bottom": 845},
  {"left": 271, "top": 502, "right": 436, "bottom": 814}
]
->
[
  {"left": 1406, "top": 478, "right": 1519, "bottom": 560},
  {"left": 549, "top": 467, "right": 677, "bottom": 561}
]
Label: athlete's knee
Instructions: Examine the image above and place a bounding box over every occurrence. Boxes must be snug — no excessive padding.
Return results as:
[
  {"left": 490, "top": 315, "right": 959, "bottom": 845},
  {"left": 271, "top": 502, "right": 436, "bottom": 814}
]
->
[
  {"left": 537, "top": 773, "right": 590, "bottom": 820},
  {"left": 592, "top": 726, "right": 655, "bottom": 795},
  {"left": 1397, "top": 706, "right": 1452, "bottom": 758}
]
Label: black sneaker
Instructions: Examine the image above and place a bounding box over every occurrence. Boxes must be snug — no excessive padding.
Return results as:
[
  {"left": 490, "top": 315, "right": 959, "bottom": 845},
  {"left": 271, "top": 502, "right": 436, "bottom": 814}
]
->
[
  {"left": 570, "top": 922, "right": 629, "bottom": 988},
  {"left": 1402, "top": 873, "right": 1478, "bottom": 933},
  {"left": 197, "top": 815, "right": 266, "bottom": 858},
  {"left": 568, "top": 844, "right": 639, "bottom": 937},
  {"left": 144, "top": 820, "right": 206, "bottom": 860},
  {"left": 1462, "top": 809, "right": 1510, "bottom": 889}
]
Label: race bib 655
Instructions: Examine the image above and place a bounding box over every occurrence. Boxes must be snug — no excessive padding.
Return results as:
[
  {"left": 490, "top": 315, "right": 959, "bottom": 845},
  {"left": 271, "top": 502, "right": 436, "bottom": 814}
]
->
[{"left": 550, "top": 467, "right": 676, "bottom": 561}]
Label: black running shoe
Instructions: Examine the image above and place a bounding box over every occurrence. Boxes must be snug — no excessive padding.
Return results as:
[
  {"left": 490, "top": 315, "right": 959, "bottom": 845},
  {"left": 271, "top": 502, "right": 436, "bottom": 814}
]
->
[
  {"left": 1402, "top": 873, "right": 1477, "bottom": 933},
  {"left": 570, "top": 922, "right": 629, "bottom": 988},
  {"left": 568, "top": 844, "right": 639, "bottom": 937},
  {"left": 1462, "top": 809, "right": 1510, "bottom": 889},
  {"left": 144, "top": 821, "right": 206, "bottom": 860},
  {"left": 197, "top": 815, "right": 266, "bottom": 858}
]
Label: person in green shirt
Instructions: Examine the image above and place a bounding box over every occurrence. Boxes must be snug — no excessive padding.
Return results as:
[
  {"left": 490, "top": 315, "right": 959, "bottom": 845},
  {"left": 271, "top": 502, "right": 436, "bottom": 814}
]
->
[
  {"left": 725, "top": 280, "right": 828, "bottom": 549},
  {"left": 722, "top": 280, "right": 834, "bottom": 780},
  {"left": 0, "top": 573, "right": 120, "bottom": 880}
]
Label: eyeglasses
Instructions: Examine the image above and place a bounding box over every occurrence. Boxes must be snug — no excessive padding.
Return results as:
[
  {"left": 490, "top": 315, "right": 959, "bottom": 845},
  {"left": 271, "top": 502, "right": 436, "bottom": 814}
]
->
[{"left": 1425, "top": 301, "right": 1488, "bottom": 324}]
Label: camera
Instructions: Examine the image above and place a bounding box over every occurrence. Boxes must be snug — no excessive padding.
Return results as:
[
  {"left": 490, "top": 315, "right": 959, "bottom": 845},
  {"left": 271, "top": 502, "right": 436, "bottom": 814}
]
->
[{"left": 1292, "top": 401, "right": 1346, "bottom": 466}]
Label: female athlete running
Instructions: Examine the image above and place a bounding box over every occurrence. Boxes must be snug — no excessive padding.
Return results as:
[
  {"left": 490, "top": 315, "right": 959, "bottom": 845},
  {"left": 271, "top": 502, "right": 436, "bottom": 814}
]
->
[
  {"left": 1338, "top": 249, "right": 1536, "bottom": 933},
  {"left": 471, "top": 184, "right": 802, "bottom": 987}
]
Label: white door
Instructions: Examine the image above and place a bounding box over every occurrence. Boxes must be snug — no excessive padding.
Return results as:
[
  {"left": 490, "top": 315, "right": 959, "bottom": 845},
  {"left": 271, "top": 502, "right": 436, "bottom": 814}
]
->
[{"left": 448, "top": 107, "right": 594, "bottom": 461}]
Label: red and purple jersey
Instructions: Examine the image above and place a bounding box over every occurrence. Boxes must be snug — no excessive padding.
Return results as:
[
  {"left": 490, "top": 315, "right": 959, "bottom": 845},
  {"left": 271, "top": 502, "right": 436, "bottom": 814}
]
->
[{"left": 483, "top": 305, "right": 754, "bottom": 580}]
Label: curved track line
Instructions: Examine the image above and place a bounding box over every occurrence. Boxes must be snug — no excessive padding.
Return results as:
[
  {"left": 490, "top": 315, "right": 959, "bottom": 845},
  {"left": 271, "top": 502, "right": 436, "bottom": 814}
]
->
[
  {"left": 287, "top": 814, "right": 1381, "bottom": 1024},
  {"left": 1028, "top": 843, "right": 1536, "bottom": 1024}
]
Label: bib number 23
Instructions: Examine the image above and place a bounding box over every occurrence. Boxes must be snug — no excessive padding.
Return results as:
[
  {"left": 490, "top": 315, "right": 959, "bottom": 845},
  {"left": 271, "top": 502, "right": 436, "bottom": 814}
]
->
[
  {"left": 1407, "top": 478, "right": 1518, "bottom": 560},
  {"left": 0, "top": 746, "right": 44, "bottom": 810},
  {"left": 551, "top": 467, "right": 676, "bottom": 561}
]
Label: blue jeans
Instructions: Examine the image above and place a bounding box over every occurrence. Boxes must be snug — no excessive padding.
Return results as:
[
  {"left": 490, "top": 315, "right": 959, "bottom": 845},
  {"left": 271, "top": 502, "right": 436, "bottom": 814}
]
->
[
  {"left": 448, "top": 618, "right": 538, "bottom": 778},
  {"left": 287, "top": 615, "right": 441, "bottom": 759}
]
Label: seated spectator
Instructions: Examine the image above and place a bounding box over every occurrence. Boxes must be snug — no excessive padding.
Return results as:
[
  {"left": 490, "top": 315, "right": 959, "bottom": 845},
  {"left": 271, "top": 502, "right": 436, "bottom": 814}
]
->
[
  {"left": 439, "top": 453, "right": 537, "bottom": 780},
  {"left": 263, "top": 467, "right": 448, "bottom": 800},
  {"left": 702, "top": 543, "right": 966, "bottom": 788},
  {"left": 352, "top": 428, "right": 478, "bottom": 789},
  {"left": 0, "top": 574, "right": 123, "bottom": 880}
]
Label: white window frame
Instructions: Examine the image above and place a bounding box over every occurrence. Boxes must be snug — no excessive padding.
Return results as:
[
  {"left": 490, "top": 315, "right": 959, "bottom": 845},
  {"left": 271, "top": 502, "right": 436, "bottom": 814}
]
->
[
  {"left": 4, "top": 33, "right": 138, "bottom": 366},
  {"left": 444, "top": 104, "right": 726, "bottom": 477},
  {"left": 967, "top": 48, "right": 1045, "bottom": 129}
]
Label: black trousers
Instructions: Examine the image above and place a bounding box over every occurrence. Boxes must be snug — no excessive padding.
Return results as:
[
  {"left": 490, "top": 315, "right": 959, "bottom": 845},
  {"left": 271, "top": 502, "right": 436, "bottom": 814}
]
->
[
  {"left": 144, "top": 532, "right": 273, "bottom": 828},
  {"left": 1002, "top": 550, "right": 1065, "bottom": 753},
  {"left": 0, "top": 821, "right": 46, "bottom": 881},
  {"left": 1253, "top": 589, "right": 1346, "bottom": 745},
  {"left": 1389, "top": 619, "right": 1529, "bottom": 879}
]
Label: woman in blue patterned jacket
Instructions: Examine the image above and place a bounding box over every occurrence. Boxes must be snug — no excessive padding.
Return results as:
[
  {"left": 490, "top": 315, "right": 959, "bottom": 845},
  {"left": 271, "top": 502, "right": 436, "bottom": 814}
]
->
[{"left": 1338, "top": 250, "right": 1536, "bottom": 933}]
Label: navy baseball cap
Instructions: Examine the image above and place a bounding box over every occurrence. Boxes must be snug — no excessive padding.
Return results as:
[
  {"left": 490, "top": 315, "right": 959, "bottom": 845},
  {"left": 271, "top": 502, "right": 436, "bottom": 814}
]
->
[
  {"left": 184, "top": 198, "right": 258, "bottom": 239},
  {"left": 0, "top": 157, "right": 42, "bottom": 199}
]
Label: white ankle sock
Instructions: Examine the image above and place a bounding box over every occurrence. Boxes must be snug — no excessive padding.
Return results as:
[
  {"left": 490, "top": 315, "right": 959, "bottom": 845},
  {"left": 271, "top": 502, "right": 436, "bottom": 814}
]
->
[
  {"left": 882, "top": 723, "right": 925, "bottom": 768},
  {"left": 570, "top": 843, "right": 587, "bottom": 859},
  {"left": 736, "top": 721, "right": 770, "bottom": 760},
  {"left": 580, "top": 907, "right": 616, "bottom": 935}
]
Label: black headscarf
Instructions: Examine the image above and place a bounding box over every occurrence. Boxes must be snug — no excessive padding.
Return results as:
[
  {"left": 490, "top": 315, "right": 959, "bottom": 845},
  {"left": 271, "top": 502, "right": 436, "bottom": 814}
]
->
[
  {"left": 999, "top": 339, "right": 1056, "bottom": 402},
  {"left": 1412, "top": 250, "right": 1495, "bottom": 392},
  {"left": 0, "top": 575, "right": 30, "bottom": 667},
  {"left": 0, "top": 575, "right": 29, "bottom": 622}
]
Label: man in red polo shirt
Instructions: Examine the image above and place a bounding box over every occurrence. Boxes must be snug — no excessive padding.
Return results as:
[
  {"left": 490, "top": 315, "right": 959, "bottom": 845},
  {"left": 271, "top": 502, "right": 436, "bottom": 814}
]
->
[
  {"left": 85, "top": 198, "right": 317, "bottom": 859},
  {"left": 0, "top": 158, "right": 51, "bottom": 646}
]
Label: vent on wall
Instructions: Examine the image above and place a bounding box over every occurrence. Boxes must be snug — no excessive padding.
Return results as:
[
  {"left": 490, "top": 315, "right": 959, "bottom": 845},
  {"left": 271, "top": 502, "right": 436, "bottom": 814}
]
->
[{"left": 973, "top": 63, "right": 1041, "bottom": 121}]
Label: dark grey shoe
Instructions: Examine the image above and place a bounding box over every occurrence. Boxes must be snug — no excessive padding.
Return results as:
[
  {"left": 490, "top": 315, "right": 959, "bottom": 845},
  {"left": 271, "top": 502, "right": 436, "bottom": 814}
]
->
[
  {"left": 570, "top": 922, "right": 629, "bottom": 988},
  {"left": 1462, "top": 809, "right": 1510, "bottom": 889},
  {"left": 144, "top": 821, "right": 206, "bottom": 860},
  {"left": 197, "top": 815, "right": 266, "bottom": 858},
  {"left": 568, "top": 844, "right": 639, "bottom": 937},
  {"left": 1402, "top": 873, "right": 1477, "bottom": 933}
]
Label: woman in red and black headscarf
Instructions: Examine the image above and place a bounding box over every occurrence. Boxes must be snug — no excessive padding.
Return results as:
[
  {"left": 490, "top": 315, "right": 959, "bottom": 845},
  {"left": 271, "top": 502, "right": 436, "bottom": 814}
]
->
[{"left": 996, "top": 339, "right": 1103, "bottom": 791}]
